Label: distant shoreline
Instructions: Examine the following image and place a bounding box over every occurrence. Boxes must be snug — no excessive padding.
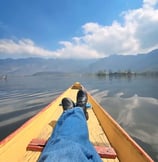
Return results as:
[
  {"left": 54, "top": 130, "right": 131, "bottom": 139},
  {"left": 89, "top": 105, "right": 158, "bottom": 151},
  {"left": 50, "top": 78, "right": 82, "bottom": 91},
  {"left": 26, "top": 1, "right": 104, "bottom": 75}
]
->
[
  {"left": 95, "top": 70, "right": 158, "bottom": 77},
  {"left": 1, "top": 71, "right": 158, "bottom": 78}
]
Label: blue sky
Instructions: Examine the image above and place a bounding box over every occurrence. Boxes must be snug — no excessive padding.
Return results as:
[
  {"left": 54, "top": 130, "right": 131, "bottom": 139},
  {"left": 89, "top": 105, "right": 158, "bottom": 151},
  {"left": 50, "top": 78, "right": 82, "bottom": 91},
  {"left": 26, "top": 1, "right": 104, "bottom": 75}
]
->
[{"left": 0, "top": 0, "right": 158, "bottom": 59}]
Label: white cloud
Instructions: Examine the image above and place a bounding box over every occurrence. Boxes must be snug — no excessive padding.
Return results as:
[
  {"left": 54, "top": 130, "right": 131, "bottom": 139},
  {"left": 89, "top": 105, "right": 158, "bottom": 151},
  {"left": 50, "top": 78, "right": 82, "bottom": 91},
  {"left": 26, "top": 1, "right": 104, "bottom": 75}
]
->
[
  {"left": 0, "top": 39, "right": 59, "bottom": 58},
  {"left": 0, "top": 0, "right": 158, "bottom": 59},
  {"left": 123, "top": 1, "right": 158, "bottom": 53},
  {"left": 57, "top": 41, "right": 104, "bottom": 59},
  {"left": 0, "top": 38, "right": 104, "bottom": 59},
  {"left": 81, "top": 21, "right": 139, "bottom": 56},
  {"left": 143, "top": 0, "right": 158, "bottom": 8},
  {"left": 59, "top": 0, "right": 158, "bottom": 57},
  {"left": 79, "top": 0, "right": 158, "bottom": 56}
]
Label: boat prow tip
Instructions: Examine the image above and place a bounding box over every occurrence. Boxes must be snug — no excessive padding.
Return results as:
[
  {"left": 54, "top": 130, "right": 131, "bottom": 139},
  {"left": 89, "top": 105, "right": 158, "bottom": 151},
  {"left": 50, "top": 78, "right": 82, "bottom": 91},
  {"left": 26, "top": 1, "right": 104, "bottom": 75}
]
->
[{"left": 72, "top": 82, "right": 83, "bottom": 89}]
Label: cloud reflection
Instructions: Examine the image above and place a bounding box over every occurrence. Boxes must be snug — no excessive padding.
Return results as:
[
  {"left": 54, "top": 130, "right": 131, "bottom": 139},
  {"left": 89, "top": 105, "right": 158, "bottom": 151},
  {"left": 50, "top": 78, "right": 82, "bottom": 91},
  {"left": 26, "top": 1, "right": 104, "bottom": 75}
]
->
[{"left": 91, "top": 90, "right": 158, "bottom": 160}]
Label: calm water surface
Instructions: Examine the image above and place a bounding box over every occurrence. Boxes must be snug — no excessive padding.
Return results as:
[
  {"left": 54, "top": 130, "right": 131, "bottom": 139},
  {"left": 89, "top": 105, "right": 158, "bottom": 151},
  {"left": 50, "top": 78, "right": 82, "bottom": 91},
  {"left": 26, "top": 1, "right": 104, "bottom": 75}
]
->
[{"left": 0, "top": 74, "right": 158, "bottom": 161}]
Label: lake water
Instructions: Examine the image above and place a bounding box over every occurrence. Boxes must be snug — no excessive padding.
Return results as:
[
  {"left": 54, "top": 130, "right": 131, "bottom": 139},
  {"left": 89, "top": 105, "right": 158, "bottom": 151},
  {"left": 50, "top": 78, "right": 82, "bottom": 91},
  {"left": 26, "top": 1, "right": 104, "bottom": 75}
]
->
[{"left": 0, "top": 73, "right": 158, "bottom": 161}]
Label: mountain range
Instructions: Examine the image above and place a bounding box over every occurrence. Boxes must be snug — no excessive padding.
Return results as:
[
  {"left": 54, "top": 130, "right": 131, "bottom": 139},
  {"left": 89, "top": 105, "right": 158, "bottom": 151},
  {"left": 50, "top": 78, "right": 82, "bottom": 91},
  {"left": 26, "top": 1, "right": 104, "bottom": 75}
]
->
[
  {"left": 85, "top": 49, "right": 158, "bottom": 73},
  {"left": 0, "top": 49, "right": 158, "bottom": 75}
]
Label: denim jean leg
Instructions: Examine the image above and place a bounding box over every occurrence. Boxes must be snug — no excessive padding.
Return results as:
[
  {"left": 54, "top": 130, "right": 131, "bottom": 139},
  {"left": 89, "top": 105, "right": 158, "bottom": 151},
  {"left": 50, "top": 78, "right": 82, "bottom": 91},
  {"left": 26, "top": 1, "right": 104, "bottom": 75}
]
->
[{"left": 38, "top": 107, "right": 102, "bottom": 162}]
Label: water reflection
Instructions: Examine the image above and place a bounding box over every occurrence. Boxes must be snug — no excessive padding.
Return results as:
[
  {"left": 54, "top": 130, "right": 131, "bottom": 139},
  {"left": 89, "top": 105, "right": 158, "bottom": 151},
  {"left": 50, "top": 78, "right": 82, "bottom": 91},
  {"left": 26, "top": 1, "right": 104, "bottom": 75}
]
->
[
  {"left": 0, "top": 89, "right": 62, "bottom": 139},
  {"left": 0, "top": 74, "right": 157, "bottom": 160},
  {"left": 91, "top": 90, "right": 158, "bottom": 161}
]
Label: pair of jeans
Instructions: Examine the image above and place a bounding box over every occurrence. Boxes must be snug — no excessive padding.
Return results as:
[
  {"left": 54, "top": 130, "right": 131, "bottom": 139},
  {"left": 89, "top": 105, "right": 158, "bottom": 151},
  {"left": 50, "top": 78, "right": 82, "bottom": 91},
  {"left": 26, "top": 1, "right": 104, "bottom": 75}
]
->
[{"left": 38, "top": 107, "right": 102, "bottom": 162}]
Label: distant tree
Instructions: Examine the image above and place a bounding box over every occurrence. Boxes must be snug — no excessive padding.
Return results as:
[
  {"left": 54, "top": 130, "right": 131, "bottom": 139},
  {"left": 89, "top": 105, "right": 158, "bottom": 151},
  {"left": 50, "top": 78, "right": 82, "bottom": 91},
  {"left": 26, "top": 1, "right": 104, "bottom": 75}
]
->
[{"left": 96, "top": 70, "right": 106, "bottom": 76}]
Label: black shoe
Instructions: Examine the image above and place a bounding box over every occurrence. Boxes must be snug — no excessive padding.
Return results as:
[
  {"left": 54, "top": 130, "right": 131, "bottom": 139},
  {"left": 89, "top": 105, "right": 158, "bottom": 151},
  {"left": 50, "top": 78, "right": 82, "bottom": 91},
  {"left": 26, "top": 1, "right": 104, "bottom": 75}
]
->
[
  {"left": 62, "top": 98, "right": 75, "bottom": 111},
  {"left": 76, "top": 90, "right": 89, "bottom": 120}
]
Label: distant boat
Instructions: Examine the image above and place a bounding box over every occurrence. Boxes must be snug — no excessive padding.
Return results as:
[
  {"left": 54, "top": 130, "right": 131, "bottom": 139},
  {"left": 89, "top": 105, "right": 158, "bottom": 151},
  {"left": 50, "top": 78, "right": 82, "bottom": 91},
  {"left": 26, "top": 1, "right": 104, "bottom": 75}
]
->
[{"left": 0, "top": 82, "right": 153, "bottom": 162}]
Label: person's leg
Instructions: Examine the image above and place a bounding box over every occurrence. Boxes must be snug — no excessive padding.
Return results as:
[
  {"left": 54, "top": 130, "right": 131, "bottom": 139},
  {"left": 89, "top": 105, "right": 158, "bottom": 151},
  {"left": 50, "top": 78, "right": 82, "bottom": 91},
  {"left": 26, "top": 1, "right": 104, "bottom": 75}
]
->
[{"left": 38, "top": 107, "right": 102, "bottom": 162}]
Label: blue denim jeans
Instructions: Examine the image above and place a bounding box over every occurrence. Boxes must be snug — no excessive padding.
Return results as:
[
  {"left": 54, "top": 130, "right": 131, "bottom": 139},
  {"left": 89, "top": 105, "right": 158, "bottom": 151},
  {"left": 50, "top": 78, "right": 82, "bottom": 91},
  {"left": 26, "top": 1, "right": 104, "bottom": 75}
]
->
[{"left": 38, "top": 107, "right": 102, "bottom": 162}]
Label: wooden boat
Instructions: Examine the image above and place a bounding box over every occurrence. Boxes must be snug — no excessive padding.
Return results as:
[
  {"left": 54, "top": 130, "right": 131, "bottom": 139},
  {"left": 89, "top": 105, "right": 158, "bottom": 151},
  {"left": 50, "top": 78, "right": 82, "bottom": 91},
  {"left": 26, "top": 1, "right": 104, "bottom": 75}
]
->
[{"left": 0, "top": 82, "right": 153, "bottom": 162}]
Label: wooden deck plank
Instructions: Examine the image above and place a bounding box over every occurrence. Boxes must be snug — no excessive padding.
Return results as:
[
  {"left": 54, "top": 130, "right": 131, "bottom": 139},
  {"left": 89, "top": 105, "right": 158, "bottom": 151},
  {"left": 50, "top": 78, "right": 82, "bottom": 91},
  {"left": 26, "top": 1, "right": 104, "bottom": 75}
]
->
[
  {"left": 87, "top": 108, "right": 119, "bottom": 162},
  {"left": 24, "top": 105, "right": 62, "bottom": 161}
]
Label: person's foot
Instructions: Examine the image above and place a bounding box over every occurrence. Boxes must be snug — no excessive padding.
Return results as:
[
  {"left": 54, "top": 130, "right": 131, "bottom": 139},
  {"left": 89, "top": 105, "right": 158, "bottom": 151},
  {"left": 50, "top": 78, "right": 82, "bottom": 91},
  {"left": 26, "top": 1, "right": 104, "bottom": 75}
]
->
[
  {"left": 62, "top": 98, "right": 75, "bottom": 111},
  {"left": 76, "top": 89, "right": 89, "bottom": 120}
]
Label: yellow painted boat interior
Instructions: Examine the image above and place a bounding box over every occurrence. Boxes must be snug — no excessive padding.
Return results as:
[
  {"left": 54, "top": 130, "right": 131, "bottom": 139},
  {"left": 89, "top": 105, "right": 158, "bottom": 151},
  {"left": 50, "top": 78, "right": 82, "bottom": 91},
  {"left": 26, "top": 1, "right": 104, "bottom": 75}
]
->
[{"left": 0, "top": 82, "right": 153, "bottom": 162}]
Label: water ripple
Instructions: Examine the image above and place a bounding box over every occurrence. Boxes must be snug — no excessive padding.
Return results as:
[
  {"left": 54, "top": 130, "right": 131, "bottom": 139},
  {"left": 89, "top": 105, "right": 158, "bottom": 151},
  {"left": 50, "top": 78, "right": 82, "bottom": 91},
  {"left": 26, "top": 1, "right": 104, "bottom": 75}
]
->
[{"left": 0, "top": 90, "right": 62, "bottom": 140}]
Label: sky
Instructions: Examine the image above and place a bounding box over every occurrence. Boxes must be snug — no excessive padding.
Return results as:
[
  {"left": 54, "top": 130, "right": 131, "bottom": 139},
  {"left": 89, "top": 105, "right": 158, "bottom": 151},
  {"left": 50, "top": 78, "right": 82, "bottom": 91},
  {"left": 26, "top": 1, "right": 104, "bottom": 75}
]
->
[{"left": 0, "top": 0, "right": 158, "bottom": 59}]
